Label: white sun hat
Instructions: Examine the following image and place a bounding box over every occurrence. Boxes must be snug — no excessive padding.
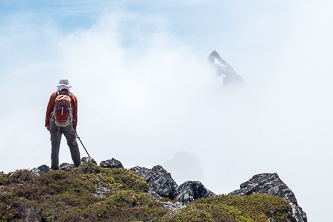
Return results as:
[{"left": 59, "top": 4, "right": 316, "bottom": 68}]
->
[{"left": 56, "top": 79, "right": 72, "bottom": 88}]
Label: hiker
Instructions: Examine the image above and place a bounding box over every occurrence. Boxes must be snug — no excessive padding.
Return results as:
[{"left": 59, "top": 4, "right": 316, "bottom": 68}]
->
[{"left": 45, "top": 79, "right": 81, "bottom": 170}]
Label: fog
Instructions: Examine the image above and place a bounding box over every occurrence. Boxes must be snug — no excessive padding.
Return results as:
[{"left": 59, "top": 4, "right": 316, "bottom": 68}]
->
[{"left": 1, "top": 1, "right": 333, "bottom": 221}]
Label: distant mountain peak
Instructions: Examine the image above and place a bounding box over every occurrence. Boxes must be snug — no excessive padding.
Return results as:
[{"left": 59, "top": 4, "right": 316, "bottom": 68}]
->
[
  {"left": 208, "top": 51, "right": 244, "bottom": 86},
  {"left": 209, "top": 50, "right": 219, "bottom": 57}
]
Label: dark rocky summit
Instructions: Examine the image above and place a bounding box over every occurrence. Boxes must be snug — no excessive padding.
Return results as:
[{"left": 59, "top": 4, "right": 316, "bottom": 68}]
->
[
  {"left": 229, "top": 173, "right": 307, "bottom": 222},
  {"left": 28, "top": 158, "right": 306, "bottom": 221},
  {"left": 4, "top": 159, "right": 298, "bottom": 221},
  {"left": 130, "top": 165, "right": 215, "bottom": 204},
  {"left": 208, "top": 50, "right": 243, "bottom": 86},
  {"left": 100, "top": 158, "right": 123, "bottom": 169}
]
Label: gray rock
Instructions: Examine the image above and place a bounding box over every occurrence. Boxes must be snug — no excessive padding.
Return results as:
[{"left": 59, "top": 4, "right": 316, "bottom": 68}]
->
[
  {"left": 131, "top": 167, "right": 162, "bottom": 199},
  {"left": 150, "top": 165, "right": 178, "bottom": 199},
  {"left": 163, "top": 201, "right": 185, "bottom": 210},
  {"left": 130, "top": 165, "right": 178, "bottom": 199},
  {"left": 229, "top": 173, "right": 307, "bottom": 222},
  {"left": 130, "top": 166, "right": 152, "bottom": 181},
  {"left": 59, "top": 163, "right": 74, "bottom": 171},
  {"left": 131, "top": 165, "right": 215, "bottom": 203},
  {"left": 175, "top": 181, "right": 216, "bottom": 204},
  {"left": 81, "top": 157, "right": 97, "bottom": 165},
  {"left": 31, "top": 165, "right": 50, "bottom": 174},
  {"left": 100, "top": 158, "right": 124, "bottom": 169}
]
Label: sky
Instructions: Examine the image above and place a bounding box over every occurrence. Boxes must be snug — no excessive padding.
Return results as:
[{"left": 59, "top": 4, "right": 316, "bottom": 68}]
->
[{"left": 1, "top": 0, "right": 333, "bottom": 221}]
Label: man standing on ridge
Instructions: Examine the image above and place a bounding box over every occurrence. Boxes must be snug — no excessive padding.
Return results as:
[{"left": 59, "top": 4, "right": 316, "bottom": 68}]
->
[{"left": 45, "top": 79, "right": 81, "bottom": 170}]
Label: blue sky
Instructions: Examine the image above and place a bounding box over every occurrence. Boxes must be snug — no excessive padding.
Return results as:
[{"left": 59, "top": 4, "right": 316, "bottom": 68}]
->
[
  {"left": 0, "top": 0, "right": 296, "bottom": 68},
  {"left": 1, "top": 1, "right": 333, "bottom": 221}
]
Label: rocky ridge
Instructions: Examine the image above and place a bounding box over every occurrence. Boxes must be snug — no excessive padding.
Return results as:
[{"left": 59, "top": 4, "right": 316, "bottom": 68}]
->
[
  {"left": 28, "top": 157, "right": 306, "bottom": 222},
  {"left": 129, "top": 165, "right": 215, "bottom": 204}
]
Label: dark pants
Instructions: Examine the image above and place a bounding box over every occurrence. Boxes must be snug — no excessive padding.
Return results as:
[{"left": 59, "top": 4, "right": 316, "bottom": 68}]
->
[{"left": 50, "top": 120, "right": 81, "bottom": 169}]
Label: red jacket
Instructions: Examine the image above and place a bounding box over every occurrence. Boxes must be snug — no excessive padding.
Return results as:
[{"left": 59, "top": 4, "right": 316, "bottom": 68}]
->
[{"left": 45, "top": 92, "right": 78, "bottom": 128}]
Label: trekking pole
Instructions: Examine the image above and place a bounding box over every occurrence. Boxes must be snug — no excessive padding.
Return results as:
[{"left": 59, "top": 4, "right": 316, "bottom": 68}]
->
[{"left": 75, "top": 130, "right": 91, "bottom": 158}]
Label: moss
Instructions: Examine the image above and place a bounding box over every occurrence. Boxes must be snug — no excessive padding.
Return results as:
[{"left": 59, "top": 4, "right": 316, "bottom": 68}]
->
[
  {"left": 0, "top": 162, "right": 165, "bottom": 221},
  {"left": 160, "top": 194, "right": 292, "bottom": 222},
  {"left": 162, "top": 207, "right": 214, "bottom": 222},
  {"left": 0, "top": 171, "right": 10, "bottom": 185},
  {"left": 8, "top": 169, "right": 38, "bottom": 184},
  {"left": 107, "top": 168, "right": 149, "bottom": 192},
  {"left": 85, "top": 190, "right": 168, "bottom": 221},
  {"left": 192, "top": 194, "right": 292, "bottom": 222},
  {"left": 0, "top": 163, "right": 293, "bottom": 221},
  {"left": 78, "top": 162, "right": 149, "bottom": 192},
  {"left": 194, "top": 203, "right": 254, "bottom": 222}
]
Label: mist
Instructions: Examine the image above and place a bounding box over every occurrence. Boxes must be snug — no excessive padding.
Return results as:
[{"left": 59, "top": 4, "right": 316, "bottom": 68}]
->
[{"left": 1, "top": 2, "right": 333, "bottom": 221}]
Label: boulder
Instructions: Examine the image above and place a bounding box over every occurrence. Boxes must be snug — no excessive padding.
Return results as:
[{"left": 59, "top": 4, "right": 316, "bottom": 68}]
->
[
  {"left": 150, "top": 165, "right": 178, "bottom": 199},
  {"left": 130, "top": 166, "right": 152, "bottom": 181},
  {"left": 81, "top": 157, "right": 97, "bottom": 165},
  {"left": 100, "top": 158, "right": 124, "bottom": 169},
  {"left": 175, "top": 181, "right": 216, "bottom": 204},
  {"left": 130, "top": 165, "right": 178, "bottom": 199},
  {"left": 229, "top": 173, "right": 307, "bottom": 222},
  {"left": 32, "top": 165, "right": 50, "bottom": 174},
  {"left": 59, "top": 163, "right": 74, "bottom": 171}
]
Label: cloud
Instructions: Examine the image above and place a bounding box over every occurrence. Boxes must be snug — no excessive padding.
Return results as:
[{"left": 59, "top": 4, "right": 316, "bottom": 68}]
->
[
  {"left": 2, "top": 2, "right": 333, "bottom": 220},
  {"left": 55, "top": 13, "right": 217, "bottom": 166},
  {"left": 47, "top": 12, "right": 314, "bottom": 195}
]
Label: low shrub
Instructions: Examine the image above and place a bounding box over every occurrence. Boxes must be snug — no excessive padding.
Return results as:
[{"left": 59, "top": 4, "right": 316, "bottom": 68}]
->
[{"left": 0, "top": 163, "right": 293, "bottom": 221}]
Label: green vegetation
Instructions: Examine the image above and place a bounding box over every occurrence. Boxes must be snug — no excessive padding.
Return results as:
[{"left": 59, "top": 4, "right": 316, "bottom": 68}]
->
[
  {"left": 162, "top": 194, "right": 293, "bottom": 222},
  {"left": 0, "top": 163, "right": 293, "bottom": 221}
]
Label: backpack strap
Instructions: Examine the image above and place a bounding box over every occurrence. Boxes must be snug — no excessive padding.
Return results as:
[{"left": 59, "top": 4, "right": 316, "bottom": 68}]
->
[
  {"left": 69, "top": 94, "right": 76, "bottom": 125},
  {"left": 69, "top": 94, "right": 75, "bottom": 109}
]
